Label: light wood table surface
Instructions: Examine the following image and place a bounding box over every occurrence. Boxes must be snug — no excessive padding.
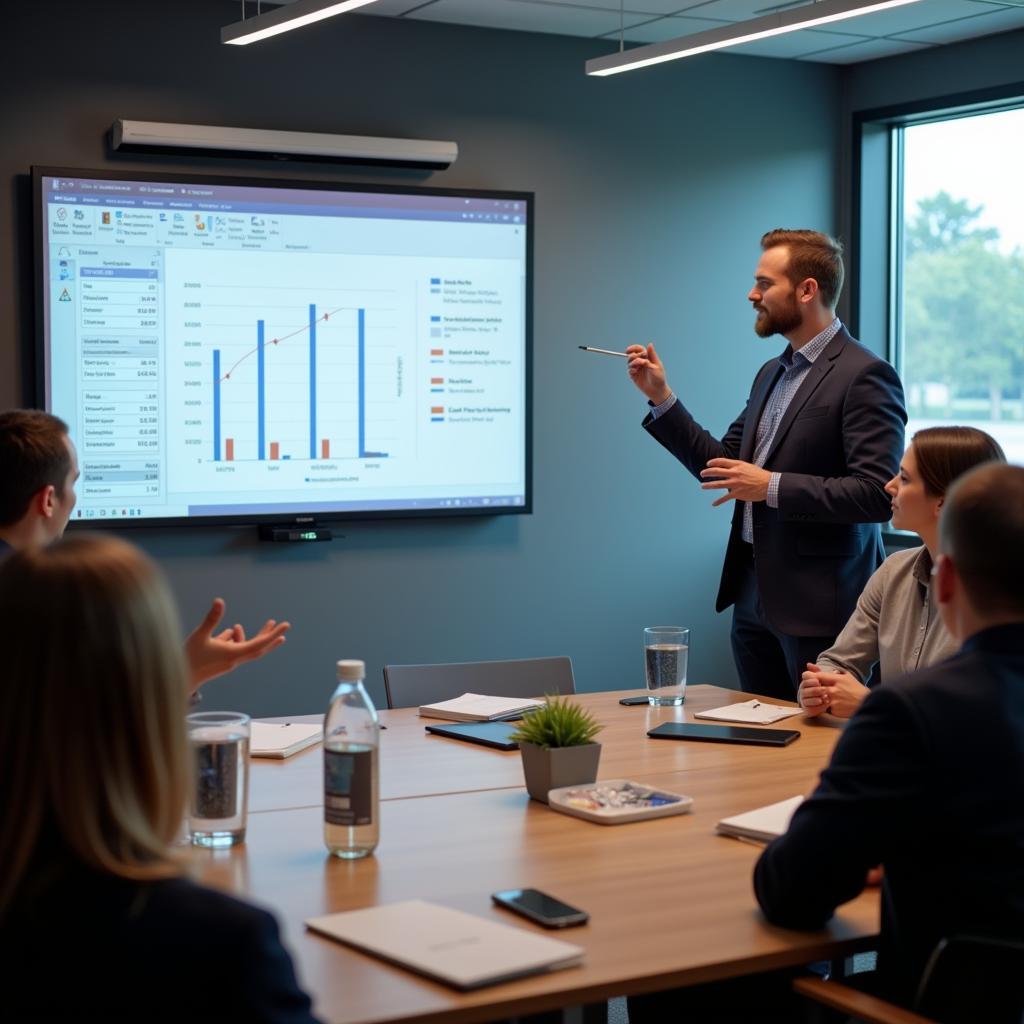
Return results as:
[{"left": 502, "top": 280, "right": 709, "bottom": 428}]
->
[
  {"left": 191, "top": 685, "right": 877, "bottom": 1024},
  {"left": 250, "top": 684, "right": 844, "bottom": 812}
]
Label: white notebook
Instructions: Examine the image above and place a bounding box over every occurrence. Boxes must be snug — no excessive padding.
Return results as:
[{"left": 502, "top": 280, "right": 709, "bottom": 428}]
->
[
  {"left": 249, "top": 722, "right": 322, "bottom": 759},
  {"left": 306, "top": 899, "right": 584, "bottom": 990},
  {"left": 695, "top": 699, "right": 803, "bottom": 725},
  {"left": 716, "top": 795, "right": 805, "bottom": 844},
  {"left": 418, "top": 693, "right": 544, "bottom": 722}
]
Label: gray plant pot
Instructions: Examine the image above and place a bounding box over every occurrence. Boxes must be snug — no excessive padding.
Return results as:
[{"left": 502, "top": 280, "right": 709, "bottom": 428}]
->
[{"left": 519, "top": 742, "right": 602, "bottom": 803}]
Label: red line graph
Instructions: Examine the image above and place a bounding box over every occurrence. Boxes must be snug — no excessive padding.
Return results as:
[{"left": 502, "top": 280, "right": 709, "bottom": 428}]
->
[{"left": 217, "top": 306, "right": 343, "bottom": 383}]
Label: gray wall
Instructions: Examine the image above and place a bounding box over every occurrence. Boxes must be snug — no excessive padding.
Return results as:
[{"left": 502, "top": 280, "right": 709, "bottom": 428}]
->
[{"left": 1, "top": 2, "right": 843, "bottom": 714}]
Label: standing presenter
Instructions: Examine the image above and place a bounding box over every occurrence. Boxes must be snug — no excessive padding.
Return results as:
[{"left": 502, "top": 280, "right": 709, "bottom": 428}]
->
[{"left": 626, "top": 230, "right": 906, "bottom": 699}]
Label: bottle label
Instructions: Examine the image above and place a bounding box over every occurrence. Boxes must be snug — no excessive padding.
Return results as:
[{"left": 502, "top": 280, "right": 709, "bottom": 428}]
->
[{"left": 324, "top": 749, "right": 373, "bottom": 827}]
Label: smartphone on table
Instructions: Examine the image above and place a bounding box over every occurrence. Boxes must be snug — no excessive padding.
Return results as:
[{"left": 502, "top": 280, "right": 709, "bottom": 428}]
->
[{"left": 491, "top": 888, "right": 589, "bottom": 928}]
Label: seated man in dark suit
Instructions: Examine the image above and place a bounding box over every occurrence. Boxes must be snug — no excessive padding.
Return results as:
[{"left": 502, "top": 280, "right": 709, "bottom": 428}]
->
[{"left": 755, "top": 461, "right": 1024, "bottom": 1010}]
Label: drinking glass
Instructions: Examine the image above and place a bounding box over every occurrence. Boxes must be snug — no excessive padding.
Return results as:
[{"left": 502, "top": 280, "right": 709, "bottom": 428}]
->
[
  {"left": 643, "top": 627, "right": 689, "bottom": 707},
  {"left": 187, "top": 711, "right": 250, "bottom": 847}
]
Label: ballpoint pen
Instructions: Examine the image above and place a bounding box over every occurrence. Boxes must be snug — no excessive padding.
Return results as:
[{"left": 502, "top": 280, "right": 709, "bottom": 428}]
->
[{"left": 578, "top": 346, "right": 629, "bottom": 358}]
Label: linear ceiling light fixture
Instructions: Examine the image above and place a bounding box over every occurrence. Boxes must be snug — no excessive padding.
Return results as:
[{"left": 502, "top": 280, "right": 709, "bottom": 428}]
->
[
  {"left": 222, "top": 0, "right": 381, "bottom": 46},
  {"left": 586, "top": 0, "right": 926, "bottom": 76}
]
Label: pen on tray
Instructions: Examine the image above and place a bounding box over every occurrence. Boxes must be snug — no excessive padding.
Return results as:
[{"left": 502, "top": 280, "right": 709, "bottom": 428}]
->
[{"left": 578, "top": 346, "right": 629, "bottom": 358}]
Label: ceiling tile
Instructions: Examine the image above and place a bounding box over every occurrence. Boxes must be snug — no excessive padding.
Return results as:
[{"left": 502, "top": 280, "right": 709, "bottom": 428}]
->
[
  {"left": 604, "top": 14, "right": 734, "bottom": 42},
  {"left": 798, "top": 35, "right": 933, "bottom": 62},
  {"left": 894, "top": 4, "right": 1024, "bottom": 41},
  {"left": 358, "top": 0, "right": 427, "bottom": 15},
  {"left": 356, "top": 0, "right": 1024, "bottom": 55},
  {"left": 547, "top": 0, "right": 724, "bottom": 13},
  {"left": 402, "top": 0, "right": 643, "bottom": 37},
  {"left": 687, "top": 0, "right": 812, "bottom": 18},
  {"left": 722, "top": 25, "right": 869, "bottom": 56},
  {"left": 826, "top": 0, "right": 999, "bottom": 36}
]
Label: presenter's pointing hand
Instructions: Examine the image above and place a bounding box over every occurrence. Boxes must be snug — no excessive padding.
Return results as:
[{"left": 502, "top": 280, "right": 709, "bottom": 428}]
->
[
  {"left": 185, "top": 598, "right": 291, "bottom": 693},
  {"left": 626, "top": 343, "right": 672, "bottom": 405}
]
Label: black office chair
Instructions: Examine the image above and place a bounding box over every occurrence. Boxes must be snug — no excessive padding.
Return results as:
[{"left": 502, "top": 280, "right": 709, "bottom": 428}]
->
[
  {"left": 794, "top": 935, "right": 1024, "bottom": 1024},
  {"left": 382, "top": 656, "right": 575, "bottom": 710}
]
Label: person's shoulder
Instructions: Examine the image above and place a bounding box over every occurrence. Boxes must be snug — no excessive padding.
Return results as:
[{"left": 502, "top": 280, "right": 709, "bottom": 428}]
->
[
  {"left": 146, "top": 876, "right": 279, "bottom": 937},
  {"left": 880, "top": 545, "right": 925, "bottom": 575},
  {"left": 829, "top": 329, "right": 890, "bottom": 368}
]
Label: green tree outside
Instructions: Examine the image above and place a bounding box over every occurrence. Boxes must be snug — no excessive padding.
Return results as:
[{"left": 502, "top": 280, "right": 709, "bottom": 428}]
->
[{"left": 902, "top": 191, "right": 1024, "bottom": 420}]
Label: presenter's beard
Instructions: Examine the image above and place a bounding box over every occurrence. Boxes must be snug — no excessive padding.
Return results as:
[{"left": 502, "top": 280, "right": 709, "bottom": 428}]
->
[{"left": 753, "top": 297, "right": 802, "bottom": 338}]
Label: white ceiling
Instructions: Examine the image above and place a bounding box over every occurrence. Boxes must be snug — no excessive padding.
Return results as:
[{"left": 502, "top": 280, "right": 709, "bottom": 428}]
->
[{"left": 341, "top": 0, "right": 1024, "bottom": 64}]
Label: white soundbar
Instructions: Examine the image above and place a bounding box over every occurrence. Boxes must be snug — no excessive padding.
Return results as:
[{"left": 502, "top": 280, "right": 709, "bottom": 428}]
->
[{"left": 111, "top": 120, "right": 458, "bottom": 169}]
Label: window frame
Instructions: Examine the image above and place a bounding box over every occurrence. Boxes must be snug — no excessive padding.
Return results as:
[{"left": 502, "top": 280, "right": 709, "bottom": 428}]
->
[{"left": 851, "top": 81, "right": 1024, "bottom": 548}]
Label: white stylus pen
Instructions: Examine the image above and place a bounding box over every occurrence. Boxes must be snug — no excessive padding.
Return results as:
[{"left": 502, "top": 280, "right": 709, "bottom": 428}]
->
[{"left": 578, "top": 346, "right": 629, "bottom": 358}]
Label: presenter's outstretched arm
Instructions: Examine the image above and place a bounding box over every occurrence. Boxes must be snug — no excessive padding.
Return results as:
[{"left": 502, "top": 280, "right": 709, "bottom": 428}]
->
[
  {"left": 626, "top": 344, "right": 672, "bottom": 406},
  {"left": 185, "top": 598, "right": 290, "bottom": 693}
]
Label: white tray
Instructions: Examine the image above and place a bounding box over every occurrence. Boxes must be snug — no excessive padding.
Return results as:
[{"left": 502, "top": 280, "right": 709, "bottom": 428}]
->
[{"left": 547, "top": 778, "right": 694, "bottom": 825}]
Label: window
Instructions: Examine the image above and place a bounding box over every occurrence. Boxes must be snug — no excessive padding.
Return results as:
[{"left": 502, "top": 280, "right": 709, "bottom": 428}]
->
[
  {"left": 896, "top": 106, "right": 1024, "bottom": 464},
  {"left": 856, "top": 92, "right": 1024, "bottom": 467}
]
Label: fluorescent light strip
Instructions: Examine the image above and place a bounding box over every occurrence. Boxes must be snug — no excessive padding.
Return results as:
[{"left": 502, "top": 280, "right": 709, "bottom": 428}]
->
[
  {"left": 222, "top": 0, "right": 380, "bottom": 46},
  {"left": 586, "top": 0, "right": 927, "bottom": 76}
]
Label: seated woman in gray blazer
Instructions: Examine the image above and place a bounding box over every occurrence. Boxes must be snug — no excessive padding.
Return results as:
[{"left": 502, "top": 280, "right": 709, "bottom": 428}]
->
[
  {"left": 0, "top": 534, "right": 319, "bottom": 1024},
  {"left": 799, "top": 426, "right": 1004, "bottom": 718}
]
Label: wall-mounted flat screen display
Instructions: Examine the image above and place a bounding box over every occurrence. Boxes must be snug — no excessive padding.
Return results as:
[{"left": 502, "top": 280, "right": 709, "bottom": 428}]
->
[{"left": 34, "top": 167, "right": 531, "bottom": 527}]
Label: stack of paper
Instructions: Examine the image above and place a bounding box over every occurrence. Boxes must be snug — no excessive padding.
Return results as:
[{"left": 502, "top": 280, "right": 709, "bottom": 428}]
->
[
  {"left": 418, "top": 693, "right": 544, "bottom": 722},
  {"left": 306, "top": 899, "right": 584, "bottom": 989},
  {"left": 716, "top": 795, "right": 805, "bottom": 844},
  {"left": 249, "top": 722, "right": 323, "bottom": 759},
  {"left": 696, "top": 699, "right": 803, "bottom": 725}
]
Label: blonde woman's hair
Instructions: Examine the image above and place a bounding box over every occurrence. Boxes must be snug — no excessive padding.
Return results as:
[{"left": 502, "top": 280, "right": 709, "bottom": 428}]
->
[{"left": 0, "top": 534, "right": 189, "bottom": 914}]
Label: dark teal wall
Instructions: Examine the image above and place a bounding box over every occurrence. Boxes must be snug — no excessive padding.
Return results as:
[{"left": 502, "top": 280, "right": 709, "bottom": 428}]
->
[
  {"left": 1, "top": 2, "right": 843, "bottom": 714},
  {"left": 845, "top": 25, "right": 1024, "bottom": 112}
]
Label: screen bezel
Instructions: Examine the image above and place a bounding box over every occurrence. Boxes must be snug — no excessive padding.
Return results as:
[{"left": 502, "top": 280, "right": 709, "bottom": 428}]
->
[{"left": 32, "top": 165, "right": 533, "bottom": 530}]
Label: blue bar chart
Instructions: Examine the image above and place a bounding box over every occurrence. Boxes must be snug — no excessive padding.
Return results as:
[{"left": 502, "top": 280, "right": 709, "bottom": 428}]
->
[{"left": 210, "top": 302, "right": 390, "bottom": 463}]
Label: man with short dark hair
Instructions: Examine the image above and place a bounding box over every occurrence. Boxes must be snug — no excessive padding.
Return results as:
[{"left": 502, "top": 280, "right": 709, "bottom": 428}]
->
[
  {"left": 627, "top": 229, "right": 906, "bottom": 698},
  {"left": 754, "top": 462, "right": 1024, "bottom": 1008},
  {"left": 0, "top": 410, "right": 79, "bottom": 550},
  {"left": 0, "top": 408, "right": 290, "bottom": 692}
]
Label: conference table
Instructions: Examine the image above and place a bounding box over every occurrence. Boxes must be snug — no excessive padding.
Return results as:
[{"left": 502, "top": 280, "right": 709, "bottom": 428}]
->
[{"left": 190, "top": 686, "right": 880, "bottom": 1024}]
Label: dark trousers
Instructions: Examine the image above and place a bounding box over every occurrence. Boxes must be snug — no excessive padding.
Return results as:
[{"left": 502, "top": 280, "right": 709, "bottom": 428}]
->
[{"left": 729, "top": 544, "right": 835, "bottom": 701}]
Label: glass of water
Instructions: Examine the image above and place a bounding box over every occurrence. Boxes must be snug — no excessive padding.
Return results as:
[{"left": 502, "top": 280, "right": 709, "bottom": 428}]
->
[
  {"left": 187, "top": 711, "right": 250, "bottom": 848},
  {"left": 644, "top": 627, "right": 689, "bottom": 707}
]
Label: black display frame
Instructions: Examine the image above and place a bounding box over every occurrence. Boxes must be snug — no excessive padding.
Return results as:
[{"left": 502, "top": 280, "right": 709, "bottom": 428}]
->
[{"left": 33, "top": 165, "right": 533, "bottom": 531}]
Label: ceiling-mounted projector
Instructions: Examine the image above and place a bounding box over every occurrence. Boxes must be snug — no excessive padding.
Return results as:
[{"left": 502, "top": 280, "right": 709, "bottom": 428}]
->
[{"left": 111, "top": 120, "right": 457, "bottom": 170}]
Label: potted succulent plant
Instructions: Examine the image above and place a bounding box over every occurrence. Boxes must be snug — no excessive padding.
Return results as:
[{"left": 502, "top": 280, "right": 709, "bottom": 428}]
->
[{"left": 510, "top": 696, "right": 603, "bottom": 803}]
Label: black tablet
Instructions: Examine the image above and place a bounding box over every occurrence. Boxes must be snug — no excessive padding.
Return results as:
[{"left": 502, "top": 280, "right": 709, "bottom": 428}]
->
[
  {"left": 424, "top": 721, "right": 520, "bottom": 750},
  {"left": 647, "top": 722, "right": 800, "bottom": 747}
]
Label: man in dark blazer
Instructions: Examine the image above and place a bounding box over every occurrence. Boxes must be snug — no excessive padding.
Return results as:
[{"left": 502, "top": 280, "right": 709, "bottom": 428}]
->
[
  {"left": 627, "top": 229, "right": 906, "bottom": 699},
  {"left": 754, "top": 461, "right": 1024, "bottom": 1010}
]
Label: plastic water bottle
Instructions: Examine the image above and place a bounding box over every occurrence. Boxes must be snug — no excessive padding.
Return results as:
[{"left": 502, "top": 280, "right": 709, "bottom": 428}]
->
[{"left": 324, "top": 659, "right": 380, "bottom": 858}]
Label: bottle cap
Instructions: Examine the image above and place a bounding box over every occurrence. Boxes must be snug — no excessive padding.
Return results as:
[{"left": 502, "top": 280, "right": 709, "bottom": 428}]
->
[{"left": 336, "top": 659, "right": 366, "bottom": 681}]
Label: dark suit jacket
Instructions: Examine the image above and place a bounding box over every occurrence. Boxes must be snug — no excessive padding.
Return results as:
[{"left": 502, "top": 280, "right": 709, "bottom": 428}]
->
[
  {"left": 754, "top": 624, "right": 1024, "bottom": 1007},
  {"left": 643, "top": 327, "right": 906, "bottom": 636},
  {"left": 2, "top": 870, "right": 319, "bottom": 1023}
]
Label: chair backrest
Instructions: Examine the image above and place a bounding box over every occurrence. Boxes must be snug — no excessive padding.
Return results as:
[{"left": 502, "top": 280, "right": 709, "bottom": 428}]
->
[
  {"left": 382, "top": 656, "right": 575, "bottom": 710},
  {"left": 916, "top": 934, "right": 1024, "bottom": 1024}
]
